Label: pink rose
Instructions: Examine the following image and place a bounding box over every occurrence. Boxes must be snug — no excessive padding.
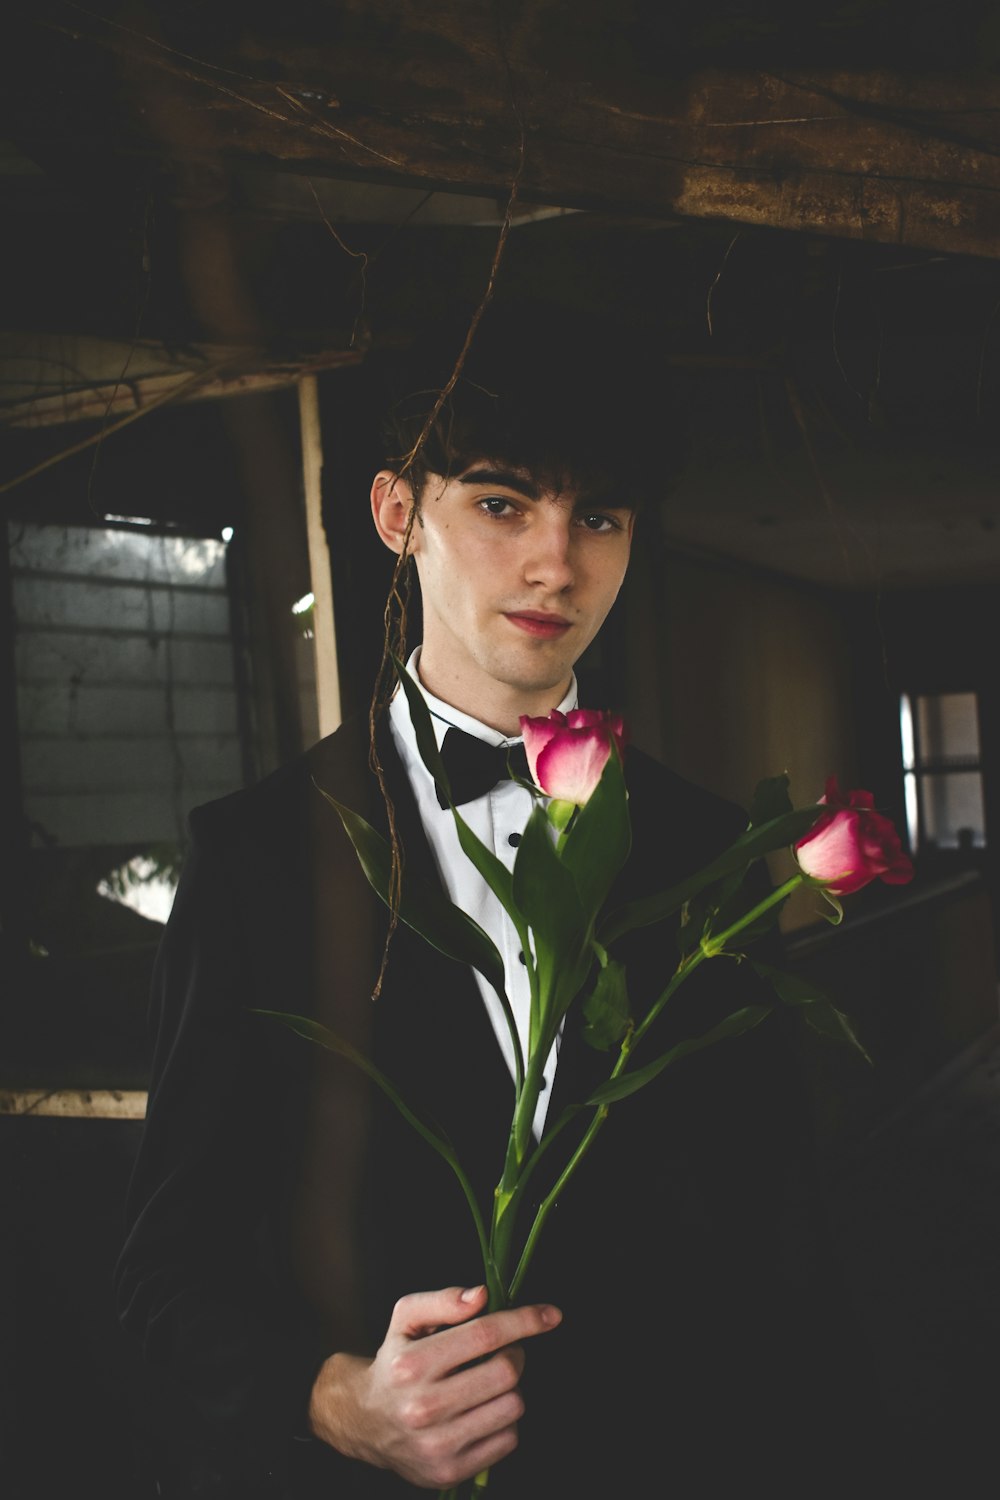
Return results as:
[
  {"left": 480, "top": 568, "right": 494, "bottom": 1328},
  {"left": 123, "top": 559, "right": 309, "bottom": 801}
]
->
[
  {"left": 794, "top": 776, "right": 914, "bottom": 895},
  {"left": 519, "top": 708, "right": 627, "bottom": 807}
]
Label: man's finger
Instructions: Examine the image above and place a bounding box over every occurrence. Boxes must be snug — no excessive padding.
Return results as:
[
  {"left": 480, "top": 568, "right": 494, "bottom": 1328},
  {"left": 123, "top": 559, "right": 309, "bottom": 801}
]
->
[
  {"left": 388, "top": 1289, "right": 563, "bottom": 1371},
  {"left": 388, "top": 1285, "right": 490, "bottom": 1340},
  {"left": 419, "top": 1302, "right": 563, "bottom": 1386},
  {"left": 449, "top": 1302, "right": 563, "bottom": 1365}
]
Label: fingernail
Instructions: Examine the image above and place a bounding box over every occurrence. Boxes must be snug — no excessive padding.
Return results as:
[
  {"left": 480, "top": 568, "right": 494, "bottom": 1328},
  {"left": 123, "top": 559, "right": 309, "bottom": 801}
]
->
[
  {"left": 461, "top": 1285, "right": 485, "bottom": 1303},
  {"left": 540, "top": 1305, "right": 562, "bottom": 1326}
]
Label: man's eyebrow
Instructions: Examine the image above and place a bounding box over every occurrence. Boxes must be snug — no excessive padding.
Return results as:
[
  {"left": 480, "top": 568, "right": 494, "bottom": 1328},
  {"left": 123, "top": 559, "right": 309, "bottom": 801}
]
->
[
  {"left": 457, "top": 467, "right": 541, "bottom": 500},
  {"left": 571, "top": 491, "right": 634, "bottom": 514},
  {"left": 456, "top": 467, "right": 634, "bottom": 514}
]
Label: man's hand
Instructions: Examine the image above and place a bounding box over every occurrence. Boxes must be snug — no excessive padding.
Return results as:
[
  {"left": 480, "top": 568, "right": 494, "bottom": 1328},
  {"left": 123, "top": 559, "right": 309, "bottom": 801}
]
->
[{"left": 308, "top": 1284, "right": 562, "bottom": 1490}]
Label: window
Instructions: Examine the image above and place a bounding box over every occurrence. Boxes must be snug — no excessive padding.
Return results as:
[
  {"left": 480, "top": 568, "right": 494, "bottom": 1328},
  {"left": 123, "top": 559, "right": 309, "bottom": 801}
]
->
[
  {"left": 900, "top": 691, "right": 986, "bottom": 855},
  {"left": 4, "top": 517, "right": 255, "bottom": 1086}
]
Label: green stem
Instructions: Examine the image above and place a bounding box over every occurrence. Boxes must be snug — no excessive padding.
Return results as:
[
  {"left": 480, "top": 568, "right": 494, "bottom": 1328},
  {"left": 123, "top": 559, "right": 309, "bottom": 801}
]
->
[
  {"left": 704, "top": 873, "right": 803, "bottom": 956},
  {"left": 507, "top": 1030, "right": 633, "bottom": 1301},
  {"left": 629, "top": 953, "right": 702, "bottom": 1050},
  {"left": 507, "top": 875, "right": 805, "bottom": 1298},
  {"left": 497, "top": 1103, "right": 580, "bottom": 1217},
  {"left": 489, "top": 1037, "right": 549, "bottom": 1285},
  {"left": 452, "top": 875, "right": 808, "bottom": 1496},
  {"left": 631, "top": 874, "right": 803, "bottom": 1050}
]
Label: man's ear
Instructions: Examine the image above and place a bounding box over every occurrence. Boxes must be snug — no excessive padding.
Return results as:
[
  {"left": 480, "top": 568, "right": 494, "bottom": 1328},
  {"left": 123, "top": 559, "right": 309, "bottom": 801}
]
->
[{"left": 371, "top": 470, "right": 419, "bottom": 555}]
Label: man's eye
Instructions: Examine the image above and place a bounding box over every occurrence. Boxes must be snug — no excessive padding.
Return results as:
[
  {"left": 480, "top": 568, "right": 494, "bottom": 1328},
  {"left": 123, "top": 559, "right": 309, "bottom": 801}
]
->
[
  {"left": 579, "top": 512, "right": 620, "bottom": 532},
  {"left": 479, "top": 496, "right": 516, "bottom": 516}
]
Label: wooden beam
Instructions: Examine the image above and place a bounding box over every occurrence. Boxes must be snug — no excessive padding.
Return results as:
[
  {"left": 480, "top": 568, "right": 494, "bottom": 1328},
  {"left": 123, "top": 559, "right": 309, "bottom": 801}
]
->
[
  {"left": 298, "top": 374, "right": 342, "bottom": 739},
  {"left": 1, "top": 355, "right": 360, "bottom": 430},
  {"left": 0, "top": 1089, "right": 147, "bottom": 1119},
  {"left": 13, "top": 5, "right": 1000, "bottom": 259}
]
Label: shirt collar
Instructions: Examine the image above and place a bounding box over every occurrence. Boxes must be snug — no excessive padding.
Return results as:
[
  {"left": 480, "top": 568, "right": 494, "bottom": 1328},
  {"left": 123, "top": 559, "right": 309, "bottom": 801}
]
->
[{"left": 388, "top": 645, "right": 577, "bottom": 781}]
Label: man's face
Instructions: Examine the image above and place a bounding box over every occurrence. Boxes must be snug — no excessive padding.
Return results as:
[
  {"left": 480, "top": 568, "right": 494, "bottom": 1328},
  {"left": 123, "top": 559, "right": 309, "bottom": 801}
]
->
[{"left": 372, "top": 463, "right": 635, "bottom": 729}]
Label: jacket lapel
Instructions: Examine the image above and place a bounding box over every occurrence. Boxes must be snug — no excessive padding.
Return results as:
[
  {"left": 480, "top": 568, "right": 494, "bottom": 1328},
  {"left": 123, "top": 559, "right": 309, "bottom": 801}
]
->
[{"left": 373, "top": 722, "right": 517, "bottom": 1174}]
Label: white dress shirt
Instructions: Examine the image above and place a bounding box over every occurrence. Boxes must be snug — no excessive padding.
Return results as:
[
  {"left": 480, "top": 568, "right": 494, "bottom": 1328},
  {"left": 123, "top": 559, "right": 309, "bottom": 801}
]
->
[{"left": 388, "top": 648, "right": 576, "bottom": 1138}]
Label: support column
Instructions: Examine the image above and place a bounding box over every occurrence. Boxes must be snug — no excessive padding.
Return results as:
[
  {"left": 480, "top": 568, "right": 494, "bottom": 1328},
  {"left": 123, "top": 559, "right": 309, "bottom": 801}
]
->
[{"left": 298, "top": 374, "right": 342, "bottom": 738}]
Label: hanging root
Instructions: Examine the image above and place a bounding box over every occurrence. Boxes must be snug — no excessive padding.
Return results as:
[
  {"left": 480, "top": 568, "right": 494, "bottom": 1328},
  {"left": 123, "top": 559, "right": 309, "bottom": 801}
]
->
[{"left": 364, "top": 54, "right": 526, "bottom": 997}]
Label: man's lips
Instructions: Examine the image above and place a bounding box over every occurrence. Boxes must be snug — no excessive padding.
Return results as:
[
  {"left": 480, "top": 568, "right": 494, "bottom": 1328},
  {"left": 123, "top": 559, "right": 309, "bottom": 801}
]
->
[{"left": 504, "top": 611, "right": 572, "bottom": 639}]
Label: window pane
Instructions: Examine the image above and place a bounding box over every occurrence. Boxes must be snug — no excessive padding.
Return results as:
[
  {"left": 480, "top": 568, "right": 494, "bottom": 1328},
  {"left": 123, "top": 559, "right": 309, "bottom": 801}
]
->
[
  {"left": 899, "top": 694, "right": 916, "bottom": 774},
  {"left": 903, "top": 769, "right": 919, "bottom": 850},
  {"left": 915, "top": 692, "right": 981, "bottom": 769},
  {"left": 11, "top": 523, "right": 242, "bottom": 850},
  {"left": 920, "top": 771, "right": 986, "bottom": 850}
]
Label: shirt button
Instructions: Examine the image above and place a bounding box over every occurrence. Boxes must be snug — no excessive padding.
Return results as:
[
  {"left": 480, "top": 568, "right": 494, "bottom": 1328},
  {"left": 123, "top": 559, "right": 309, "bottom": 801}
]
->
[{"left": 508, "top": 832, "right": 521, "bottom": 847}]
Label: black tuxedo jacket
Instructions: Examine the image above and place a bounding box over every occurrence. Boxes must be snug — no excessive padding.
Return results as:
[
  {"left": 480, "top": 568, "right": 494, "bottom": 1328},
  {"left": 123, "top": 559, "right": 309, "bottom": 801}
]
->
[{"left": 116, "top": 717, "right": 873, "bottom": 1498}]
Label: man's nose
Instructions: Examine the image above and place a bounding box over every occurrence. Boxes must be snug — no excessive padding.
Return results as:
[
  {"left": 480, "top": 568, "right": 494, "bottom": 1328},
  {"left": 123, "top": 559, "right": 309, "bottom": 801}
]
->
[{"left": 525, "top": 518, "right": 575, "bottom": 591}]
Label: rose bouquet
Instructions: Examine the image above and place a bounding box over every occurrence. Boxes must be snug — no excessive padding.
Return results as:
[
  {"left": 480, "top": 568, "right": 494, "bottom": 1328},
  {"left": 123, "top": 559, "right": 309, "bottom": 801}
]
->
[{"left": 263, "top": 668, "right": 912, "bottom": 1499}]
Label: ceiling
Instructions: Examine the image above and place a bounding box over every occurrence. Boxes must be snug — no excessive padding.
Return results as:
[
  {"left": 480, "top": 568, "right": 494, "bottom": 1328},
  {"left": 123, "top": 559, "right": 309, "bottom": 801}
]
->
[{"left": 2, "top": 1, "right": 1000, "bottom": 590}]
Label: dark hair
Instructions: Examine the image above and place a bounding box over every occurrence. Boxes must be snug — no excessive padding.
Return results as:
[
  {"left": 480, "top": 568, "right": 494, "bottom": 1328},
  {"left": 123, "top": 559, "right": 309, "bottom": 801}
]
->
[{"left": 377, "top": 300, "right": 690, "bottom": 510}]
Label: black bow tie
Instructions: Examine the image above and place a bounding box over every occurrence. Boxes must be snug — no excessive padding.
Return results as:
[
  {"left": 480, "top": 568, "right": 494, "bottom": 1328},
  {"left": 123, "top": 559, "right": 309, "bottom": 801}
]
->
[{"left": 436, "top": 727, "right": 530, "bottom": 808}]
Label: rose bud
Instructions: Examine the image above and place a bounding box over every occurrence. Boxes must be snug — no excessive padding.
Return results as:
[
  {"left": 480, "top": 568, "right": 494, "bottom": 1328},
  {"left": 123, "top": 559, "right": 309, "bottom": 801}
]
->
[
  {"left": 519, "top": 708, "right": 627, "bottom": 808},
  {"left": 794, "top": 776, "right": 914, "bottom": 896}
]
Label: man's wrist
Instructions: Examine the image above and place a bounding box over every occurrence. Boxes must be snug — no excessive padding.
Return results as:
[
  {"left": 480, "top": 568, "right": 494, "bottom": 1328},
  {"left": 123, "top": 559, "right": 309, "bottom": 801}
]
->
[{"left": 308, "top": 1350, "right": 377, "bottom": 1464}]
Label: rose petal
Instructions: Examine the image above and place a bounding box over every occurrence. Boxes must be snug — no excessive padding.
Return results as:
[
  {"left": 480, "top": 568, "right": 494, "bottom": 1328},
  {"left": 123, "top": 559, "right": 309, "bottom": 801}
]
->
[
  {"left": 521, "top": 708, "right": 627, "bottom": 799},
  {"left": 796, "top": 791, "right": 914, "bottom": 896},
  {"left": 535, "top": 726, "right": 613, "bottom": 803},
  {"left": 796, "top": 811, "right": 869, "bottom": 894},
  {"left": 519, "top": 711, "right": 566, "bottom": 786}
]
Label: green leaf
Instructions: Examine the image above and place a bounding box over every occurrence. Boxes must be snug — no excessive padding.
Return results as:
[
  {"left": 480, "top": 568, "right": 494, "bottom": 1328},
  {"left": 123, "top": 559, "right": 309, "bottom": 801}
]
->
[
  {"left": 582, "top": 958, "right": 630, "bottom": 1050},
  {"left": 392, "top": 655, "right": 451, "bottom": 801},
  {"left": 559, "top": 748, "right": 631, "bottom": 924},
  {"left": 749, "top": 961, "right": 826, "bottom": 1009},
  {"left": 587, "top": 1004, "right": 774, "bottom": 1105},
  {"left": 819, "top": 889, "right": 845, "bottom": 926},
  {"left": 256, "top": 1010, "right": 495, "bottom": 1269},
  {"left": 599, "top": 805, "right": 822, "bottom": 946},
  {"left": 254, "top": 1009, "right": 456, "bottom": 1152},
  {"left": 677, "top": 887, "right": 715, "bottom": 957},
  {"left": 802, "top": 999, "right": 871, "bottom": 1062},
  {"left": 715, "top": 864, "right": 751, "bottom": 910},
  {"left": 513, "top": 804, "right": 591, "bottom": 1030},
  {"left": 751, "top": 961, "right": 872, "bottom": 1065},
  {"left": 391, "top": 655, "right": 518, "bottom": 917},
  {"left": 317, "top": 788, "right": 507, "bottom": 1000},
  {"left": 452, "top": 808, "right": 517, "bottom": 915},
  {"left": 679, "top": 862, "right": 765, "bottom": 958},
  {"left": 748, "top": 774, "right": 793, "bottom": 828}
]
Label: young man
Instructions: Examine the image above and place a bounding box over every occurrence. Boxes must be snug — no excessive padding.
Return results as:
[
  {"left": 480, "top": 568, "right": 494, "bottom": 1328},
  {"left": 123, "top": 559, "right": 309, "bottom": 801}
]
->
[{"left": 116, "top": 310, "right": 869, "bottom": 1497}]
